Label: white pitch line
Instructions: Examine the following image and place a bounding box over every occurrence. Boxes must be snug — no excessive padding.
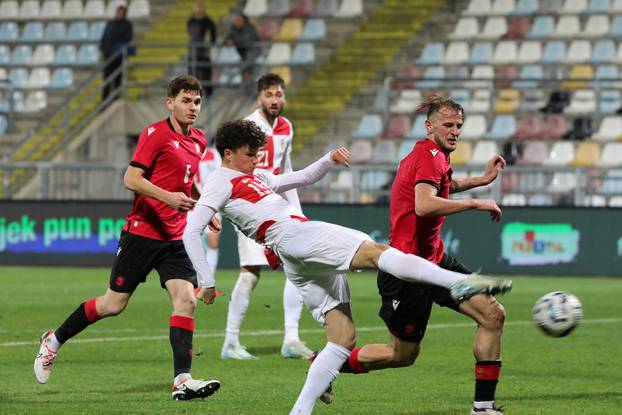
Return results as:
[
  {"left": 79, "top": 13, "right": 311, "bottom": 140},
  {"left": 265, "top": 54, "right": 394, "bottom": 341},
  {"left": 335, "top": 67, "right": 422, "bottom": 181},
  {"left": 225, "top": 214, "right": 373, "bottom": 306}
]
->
[{"left": 2, "top": 318, "right": 620, "bottom": 348}]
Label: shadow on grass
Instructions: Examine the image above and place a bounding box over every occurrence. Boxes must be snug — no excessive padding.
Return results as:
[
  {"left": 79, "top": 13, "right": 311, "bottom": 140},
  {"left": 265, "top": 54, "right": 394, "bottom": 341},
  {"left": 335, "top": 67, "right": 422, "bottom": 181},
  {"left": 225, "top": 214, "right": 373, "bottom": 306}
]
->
[
  {"left": 119, "top": 383, "right": 170, "bottom": 394},
  {"left": 505, "top": 390, "right": 622, "bottom": 401}
]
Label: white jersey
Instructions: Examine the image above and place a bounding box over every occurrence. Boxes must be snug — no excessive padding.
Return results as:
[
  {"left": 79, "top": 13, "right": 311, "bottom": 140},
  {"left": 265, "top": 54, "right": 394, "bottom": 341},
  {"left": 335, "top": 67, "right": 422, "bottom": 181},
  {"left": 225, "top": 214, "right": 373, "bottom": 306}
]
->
[{"left": 196, "top": 147, "right": 221, "bottom": 193}]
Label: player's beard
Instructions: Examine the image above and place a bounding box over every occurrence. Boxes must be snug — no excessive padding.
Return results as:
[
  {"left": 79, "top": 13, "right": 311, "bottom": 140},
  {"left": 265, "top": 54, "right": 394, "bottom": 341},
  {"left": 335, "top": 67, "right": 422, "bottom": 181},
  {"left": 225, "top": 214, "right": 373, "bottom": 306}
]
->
[{"left": 261, "top": 104, "right": 282, "bottom": 123}]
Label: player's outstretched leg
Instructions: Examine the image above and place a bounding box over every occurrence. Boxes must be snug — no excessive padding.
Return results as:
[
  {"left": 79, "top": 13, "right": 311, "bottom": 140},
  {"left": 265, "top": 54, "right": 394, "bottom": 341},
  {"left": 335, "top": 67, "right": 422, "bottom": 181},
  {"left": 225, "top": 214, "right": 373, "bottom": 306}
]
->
[
  {"left": 449, "top": 275, "right": 512, "bottom": 302},
  {"left": 172, "top": 374, "right": 221, "bottom": 401},
  {"left": 281, "top": 278, "right": 313, "bottom": 359},
  {"left": 34, "top": 330, "right": 60, "bottom": 384}
]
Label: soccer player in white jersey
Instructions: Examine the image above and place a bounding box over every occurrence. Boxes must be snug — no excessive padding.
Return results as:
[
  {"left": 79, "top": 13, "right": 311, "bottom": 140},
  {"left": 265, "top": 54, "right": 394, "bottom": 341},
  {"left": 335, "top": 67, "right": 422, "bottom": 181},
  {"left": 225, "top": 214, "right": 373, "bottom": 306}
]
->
[
  {"left": 221, "top": 73, "right": 312, "bottom": 360},
  {"left": 196, "top": 145, "right": 222, "bottom": 277},
  {"left": 182, "top": 120, "right": 513, "bottom": 415}
]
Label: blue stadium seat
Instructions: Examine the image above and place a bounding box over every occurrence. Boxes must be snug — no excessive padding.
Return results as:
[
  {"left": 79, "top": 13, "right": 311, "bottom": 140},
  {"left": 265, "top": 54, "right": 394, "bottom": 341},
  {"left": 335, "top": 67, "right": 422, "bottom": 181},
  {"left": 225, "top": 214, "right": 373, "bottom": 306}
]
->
[
  {"left": 0, "top": 114, "right": 7, "bottom": 135},
  {"left": 291, "top": 43, "right": 315, "bottom": 64},
  {"left": 513, "top": 64, "right": 543, "bottom": 88},
  {"left": 45, "top": 22, "right": 66, "bottom": 41},
  {"left": 67, "top": 21, "right": 89, "bottom": 41},
  {"left": 9, "top": 68, "right": 29, "bottom": 87},
  {"left": 467, "top": 42, "right": 493, "bottom": 64},
  {"left": 0, "top": 22, "right": 19, "bottom": 41},
  {"left": 594, "top": 64, "right": 619, "bottom": 89},
  {"left": 361, "top": 171, "right": 392, "bottom": 191},
  {"left": 583, "top": 0, "right": 611, "bottom": 13},
  {"left": 606, "top": 15, "right": 622, "bottom": 37},
  {"left": 21, "top": 22, "right": 44, "bottom": 41},
  {"left": 218, "top": 67, "right": 242, "bottom": 85},
  {"left": 415, "top": 42, "right": 444, "bottom": 65},
  {"left": 352, "top": 114, "right": 383, "bottom": 140},
  {"left": 215, "top": 46, "right": 241, "bottom": 64},
  {"left": 540, "top": 41, "right": 566, "bottom": 63},
  {"left": 299, "top": 18, "right": 326, "bottom": 40},
  {"left": 526, "top": 15, "right": 554, "bottom": 38},
  {"left": 89, "top": 21, "right": 106, "bottom": 41},
  {"left": 599, "top": 90, "right": 621, "bottom": 113},
  {"left": 487, "top": 115, "right": 517, "bottom": 140},
  {"left": 50, "top": 67, "right": 74, "bottom": 89},
  {"left": 54, "top": 44, "right": 77, "bottom": 65},
  {"left": 600, "top": 169, "right": 622, "bottom": 194},
  {"left": 513, "top": 0, "right": 539, "bottom": 14},
  {"left": 417, "top": 66, "right": 444, "bottom": 88},
  {"left": 398, "top": 141, "right": 415, "bottom": 160},
  {"left": 406, "top": 115, "right": 428, "bottom": 139},
  {"left": 76, "top": 44, "right": 99, "bottom": 65},
  {"left": 0, "top": 45, "right": 10, "bottom": 64},
  {"left": 314, "top": 0, "right": 338, "bottom": 16},
  {"left": 450, "top": 89, "right": 470, "bottom": 108},
  {"left": 590, "top": 40, "right": 615, "bottom": 63},
  {"left": 11, "top": 45, "right": 33, "bottom": 65}
]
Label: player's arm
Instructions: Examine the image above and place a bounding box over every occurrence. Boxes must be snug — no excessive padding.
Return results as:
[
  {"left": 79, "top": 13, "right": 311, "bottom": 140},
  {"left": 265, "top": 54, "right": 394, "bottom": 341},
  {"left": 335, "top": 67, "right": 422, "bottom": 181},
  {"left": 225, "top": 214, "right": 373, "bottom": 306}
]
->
[
  {"left": 280, "top": 139, "right": 303, "bottom": 213},
  {"left": 415, "top": 182, "right": 501, "bottom": 222},
  {"left": 183, "top": 204, "right": 217, "bottom": 303},
  {"left": 123, "top": 166, "right": 196, "bottom": 212},
  {"left": 268, "top": 147, "right": 350, "bottom": 193},
  {"left": 450, "top": 154, "right": 506, "bottom": 193}
]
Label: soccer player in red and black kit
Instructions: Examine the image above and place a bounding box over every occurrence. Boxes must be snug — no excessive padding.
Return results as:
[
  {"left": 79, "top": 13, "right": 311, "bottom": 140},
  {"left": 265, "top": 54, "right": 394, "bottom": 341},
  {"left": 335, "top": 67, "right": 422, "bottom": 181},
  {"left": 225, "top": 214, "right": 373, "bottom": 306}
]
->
[
  {"left": 34, "top": 75, "right": 220, "bottom": 401},
  {"left": 331, "top": 96, "right": 508, "bottom": 414}
]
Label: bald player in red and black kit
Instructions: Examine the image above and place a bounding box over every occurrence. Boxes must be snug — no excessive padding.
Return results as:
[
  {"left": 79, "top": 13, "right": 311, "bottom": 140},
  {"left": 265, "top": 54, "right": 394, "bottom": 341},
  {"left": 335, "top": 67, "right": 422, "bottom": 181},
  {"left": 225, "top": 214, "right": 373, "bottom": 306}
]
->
[
  {"left": 335, "top": 96, "right": 508, "bottom": 415},
  {"left": 34, "top": 75, "right": 220, "bottom": 401}
]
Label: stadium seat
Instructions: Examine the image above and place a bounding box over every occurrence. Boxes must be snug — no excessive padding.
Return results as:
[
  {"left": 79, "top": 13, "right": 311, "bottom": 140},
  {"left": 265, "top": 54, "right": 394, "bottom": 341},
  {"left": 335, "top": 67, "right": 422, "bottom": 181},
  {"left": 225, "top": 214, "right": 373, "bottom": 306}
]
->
[
  {"left": 11, "top": 45, "right": 33, "bottom": 65},
  {"left": 480, "top": 17, "right": 508, "bottom": 39},
  {"left": 382, "top": 115, "right": 411, "bottom": 139},
  {"left": 487, "top": 115, "right": 517, "bottom": 139},
  {"left": 335, "top": 0, "right": 363, "bottom": 18},
  {"left": 609, "top": 195, "right": 622, "bottom": 206},
  {"left": 601, "top": 169, "right": 622, "bottom": 193},
  {"left": 289, "top": 0, "right": 315, "bottom": 17},
  {"left": 493, "top": 89, "right": 520, "bottom": 113},
  {"left": 50, "top": 67, "right": 74, "bottom": 89},
  {"left": 469, "top": 141, "right": 498, "bottom": 165},
  {"left": 22, "top": 90, "right": 47, "bottom": 112},
  {"left": 390, "top": 89, "right": 421, "bottom": 114},
  {"left": 583, "top": 15, "right": 609, "bottom": 37},
  {"left": 590, "top": 40, "right": 616, "bottom": 63},
  {"left": 291, "top": 43, "right": 314, "bottom": 64},
  {"left": 598, "top": 90, "right": 621, "bottom": 113},
  {"left": 0, "top": 46, "right": 9, "bottom": 64},
  {"left": 583, "top": 194, "right": 607, "bottom": 207},
  {"left": 19, "top": 0, "right": 40, "bottom": 19},
  {"left": 613, "top": 0, "right": 622, "bottom": 10},
  {"left": 470, "top": 88, "right": 492, "bottom": 112},
  {"left": 540, "top": 40, "right": 566, "bottom": 63},
  {"left": 270, "top": 66, "right": 291, "bottom": 85},
  {"left": 416, "top": 66, "right": 444, "bottom": 89},
  {"left": 76, "top": 44, "right": 99, "bottom": 65},
  {"left": 54, "top": 44, "right": 77, "bottom": 65},
  {"left": 21, "top": 22, "right": 44, "bottom": 41},
  {"left": 416, "top": 42, "right": 444, "bottom": 64},
  {"left": 329, "top": 170, "right": 353, "bottom": 190},
  {"left": 258, "top": 19, "right": 280, "bottom": 41},
  {"left": 84, "top": 0, "right": 106, "bottom": 18},
  {"left": 607, "top": 14, "right": 622, "bottom": 36},
  {"left": 0, "top": 22, "right": 18, "bottom": 41},
  {"left": 128, "top": 0, "right": 150, "bottom": 18},
  {"left": 467, "top": 42, "right": 493, "bottom": 64},
  {"left": 218, "top": 67, "right": 242, "bottom": 85},
  {"left": 570, "top": 141, "right": 601, "bottom": 167},
  {"left": 450, "top": 89, "right": 470, "bottom": 109},
  {"left": 63, "top": 0, "right": 83, "bottom": 18},
  {"left": 349, "top": 140, "right": 373, "bottom": 164},
  {"left": 503, "top": 16, "right": 531, "bottom": 38},
  {"left": 516, "top": 40, "right": 542, "bottom": 62},
  {"left": 528, "top": 194, "right": 554, "bottom": 206},
  {"left": 449, "top": 17, "right": 479, "bottom": 39},
  {"left": 398, "top": 141, "right": 415, "bottom": 160},
  {"left": 407, "top": 115, "right": 428, "bottom": 139},
  {"left": 513, "top": 64, "right": 543, "bottom": 88},
  {"left": 563, "top": 65, "right": 594, "bottom": 89},
  {"left": 560, "top": 0, "right": 588, "bottom": 13},
  {"left": 513, "top": 114, "right": 543, "bottom": 139},
  {"left": 0, "top": 114, "right": 7, "bottom": 135},
  {"left": 546, "top": 172, "right": 577, "bottom": 193},
  {"left": 267, "top": 0, "right": 291, "bottom": 16},
  {"left": 67, "top": 21, "right": 89, "bottom": 41},
  {"left": 106, "top": 0, "right": 126, "bottom": 16},
  {"left": 502, "top": 193, "right": 527, "bottom": 206},
  {"left": 274, "top": 19, "right": 303, "bottom": 41},
  {"left": 0, "top": 1, "right": 19, "bottom": 20},
  {"left": 31, "top": 44, "right": 55, "bottom": 65},
  {"left": 492, "top": 41, "right": 518, "bottom": 64},
  {"left": 299, "top": 19, "right": 326, "bottom": 40},
  {"left": 89, "top": 21, "right": 107, "bottom": 41},
  {"left": 513, "top": 0, "right": 539, "bottom": 14},
  {"left": 526, "top": 15, "right": 554, "bottom": 38},
  {"left": 494, "top": 64, "right": 518, "bottom": 88},
  {"left": 314, "top": 0, "right": 338, "bottom": 16},
  {"left": 565, "top": 89, "right": 596, "bottom": 114},
  {"left": 45, "top": 21, "right": 66, "bottom": 41},
  {"left": 244, "top": 0, "right": 268, "bottom": 17},
  {"left": 541, "top": 115, "right": 568, "bottom": 140},
  {"left": 460, "top": 115, "right": 487, "bottom": 140},
  {"left": 594, "top": 65, "right": 619, "bottom": 88},
  {"left": 464, "top": 0, "right": 492, "bottom": 15},
  {"left": 584, "top": 0, "right": 611, "bottom": 13},
  {"left": 492, "top": 0, "right": 517, "bottom": 14},
  {"left": 554, "top": 15, "right": 580, "bottom": 37},
  {"left": 264, "top": 43, "right": 291, "bottom": 65},
  {"left": 352, "top": 114, "right": 382, "bottom": 139},
  {"left": 517, "top": 141, "right": 548, "bottom": 165},
  {"left": 521, "top": 89, "right": 546, "bottom": 111},
  {"left": 28, "top": 67, "right": 51, "bottom": 88},
  {"left": 450, "top": 141, "right": 472, "bottom": 166},
  {"left": 371, "top": 140, "right": 399, "bottom": 164},
  {"left": 565, "top": 40, "right": 591, "bottom": 63},
  {"left": 543, "top": 142, "right": 575, "bottom": 165},
  {"left": 593, "top": 115, "right": 622, "bottom": 140},
  {"left": 442, "top": 42, "right": 469, "bottom": 65}
]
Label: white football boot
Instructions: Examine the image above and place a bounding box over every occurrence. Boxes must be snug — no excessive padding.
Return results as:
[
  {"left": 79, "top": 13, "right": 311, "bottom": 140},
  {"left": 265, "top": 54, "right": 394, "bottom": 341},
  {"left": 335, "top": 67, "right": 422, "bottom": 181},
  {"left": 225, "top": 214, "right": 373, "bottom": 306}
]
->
[
  {"left": 34, "top": 330, "right": 57, "bottom": 384},
  {"left": 220, "top": 344, "right": 257, "bottom": 360},
  {"left": 281, "top": 340, "right": 314, "bottom": 359},
  {"left": 172, "top": 377, "right": 221, "bottom": 400}
]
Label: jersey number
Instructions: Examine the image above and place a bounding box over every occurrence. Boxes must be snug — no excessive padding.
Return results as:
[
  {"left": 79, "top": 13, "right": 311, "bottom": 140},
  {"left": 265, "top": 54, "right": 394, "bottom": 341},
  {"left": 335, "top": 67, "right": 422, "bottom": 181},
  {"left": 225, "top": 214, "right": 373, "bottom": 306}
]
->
[
  {"left": 183, "top": 163, "right": 191, "bottom": 183},
  {"left": 256, "top": 150, "right": 270, "bottom": 168},
  {"left": 242, "top": 177, "right": 272, "bottom": 197}
]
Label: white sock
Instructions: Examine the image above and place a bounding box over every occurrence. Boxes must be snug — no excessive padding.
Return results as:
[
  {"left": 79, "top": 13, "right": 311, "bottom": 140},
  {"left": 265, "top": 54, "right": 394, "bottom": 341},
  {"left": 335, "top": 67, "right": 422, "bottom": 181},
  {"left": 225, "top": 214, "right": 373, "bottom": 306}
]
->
[
  {"left": 174, "top": 372, "right": 192, "bottom": 385},
  {"left": 283, "top": 278, "right": 303, "bottom": 344},
  {"left": 289, "top": 342, "right": 350, "bottom": 415},
  {"left": 378, "top": 247, "right": 468, "bottom": 288},
  {"left": 48, "top": 332, "right": 62, "bottom": 352},
  {"left": 205, "top": 247, "right": 219, "bottom": 276},
  {"left": 473, "top": 400, "right": 495, "bottom": 409},
  {"left": 223, "top": 271, "right": 259, "bottom": 348}
]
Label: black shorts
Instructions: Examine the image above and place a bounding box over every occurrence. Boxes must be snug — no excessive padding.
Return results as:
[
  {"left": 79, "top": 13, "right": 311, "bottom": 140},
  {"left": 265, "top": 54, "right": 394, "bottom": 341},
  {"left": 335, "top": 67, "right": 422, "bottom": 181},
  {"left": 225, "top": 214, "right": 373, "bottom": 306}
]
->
[
  {"left": 377, "top": 253, "right": 472, "bottom": 343},
  {"left": 108, "top": 232, "right": 197, "bottom": 293}
]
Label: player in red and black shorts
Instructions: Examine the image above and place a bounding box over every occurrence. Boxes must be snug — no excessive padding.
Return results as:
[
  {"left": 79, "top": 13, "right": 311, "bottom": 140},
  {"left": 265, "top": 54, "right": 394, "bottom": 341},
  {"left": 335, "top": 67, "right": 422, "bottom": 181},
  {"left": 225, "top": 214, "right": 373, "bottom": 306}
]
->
[
  {"left": 336, "top": 96, "right": 509, "bottom": 415},
  {"left": 34, "top": 75, "right": 220, "bottom": 401}
]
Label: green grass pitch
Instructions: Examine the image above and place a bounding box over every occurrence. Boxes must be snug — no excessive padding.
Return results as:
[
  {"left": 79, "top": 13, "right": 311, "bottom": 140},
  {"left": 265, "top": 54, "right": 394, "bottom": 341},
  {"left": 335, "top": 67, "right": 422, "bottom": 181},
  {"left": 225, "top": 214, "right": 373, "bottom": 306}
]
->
[{"left": 1, "top": 266, "right": 621, "bottom": 414}]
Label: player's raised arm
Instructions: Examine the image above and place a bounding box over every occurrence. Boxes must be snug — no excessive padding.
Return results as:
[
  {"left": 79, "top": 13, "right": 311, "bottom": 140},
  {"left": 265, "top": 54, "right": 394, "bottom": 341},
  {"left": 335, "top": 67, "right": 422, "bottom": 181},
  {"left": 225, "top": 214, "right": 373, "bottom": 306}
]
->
[{"left": 183, "top": 204, "right": 217, "bottom": 291}]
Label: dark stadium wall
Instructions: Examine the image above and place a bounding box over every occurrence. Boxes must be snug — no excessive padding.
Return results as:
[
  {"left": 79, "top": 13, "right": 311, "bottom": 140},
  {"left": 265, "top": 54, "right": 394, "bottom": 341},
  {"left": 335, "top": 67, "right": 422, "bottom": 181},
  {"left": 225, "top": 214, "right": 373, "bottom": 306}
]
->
[{"left": 0, "top": 201, "right": 620, "bottom": 276}]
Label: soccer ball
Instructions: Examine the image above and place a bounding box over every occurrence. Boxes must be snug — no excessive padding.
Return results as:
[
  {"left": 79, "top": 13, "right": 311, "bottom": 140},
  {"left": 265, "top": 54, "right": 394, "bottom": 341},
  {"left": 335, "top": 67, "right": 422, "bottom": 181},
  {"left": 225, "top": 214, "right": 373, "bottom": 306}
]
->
[{"left": 532, "top": 291, "right": 583, "bottom": 337}]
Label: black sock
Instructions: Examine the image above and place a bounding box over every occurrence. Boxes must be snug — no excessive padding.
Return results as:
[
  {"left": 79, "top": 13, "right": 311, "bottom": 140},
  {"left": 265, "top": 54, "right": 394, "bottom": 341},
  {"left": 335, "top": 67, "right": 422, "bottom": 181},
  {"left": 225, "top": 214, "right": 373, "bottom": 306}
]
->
[
  {"left": 55, "top": 298, "right": 99, "bottom": 344},
  {"left": 170, "top": 315, "right": 194, "bottom": 377},
  {"left": 475, "top": 360, "right": 501, "bottom": 402}
]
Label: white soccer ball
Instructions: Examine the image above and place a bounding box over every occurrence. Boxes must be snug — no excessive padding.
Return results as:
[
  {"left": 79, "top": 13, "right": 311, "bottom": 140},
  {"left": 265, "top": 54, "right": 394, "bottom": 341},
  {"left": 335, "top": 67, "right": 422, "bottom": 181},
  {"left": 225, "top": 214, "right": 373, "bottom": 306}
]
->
[{"left": 532, "top": 291, "right": 583, "bottom": 337}]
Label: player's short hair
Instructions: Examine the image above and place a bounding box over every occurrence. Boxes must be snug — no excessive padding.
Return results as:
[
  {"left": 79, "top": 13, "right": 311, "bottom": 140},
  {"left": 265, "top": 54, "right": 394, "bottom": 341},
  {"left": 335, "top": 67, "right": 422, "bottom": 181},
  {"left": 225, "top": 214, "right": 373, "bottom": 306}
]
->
[
  {"left": 417, "top": 94, "right": 464, "bottom": 120},
  {"left": 214, "top": 119, "right": 267, "bottom": 157},
  {"left": 167, "top": 75, "right": 203, "bottom": 98},
  {"left": 256, "top": 73, "right": 285, "bottom": 93}
]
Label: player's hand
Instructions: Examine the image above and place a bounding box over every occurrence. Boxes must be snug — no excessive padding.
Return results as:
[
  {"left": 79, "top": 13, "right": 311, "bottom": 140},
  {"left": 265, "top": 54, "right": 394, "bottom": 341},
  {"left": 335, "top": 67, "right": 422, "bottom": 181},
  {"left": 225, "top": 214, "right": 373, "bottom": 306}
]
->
[
  {"left": 330, "top": 147, "right": 350, "bottom": 167},
  {"left": 195, "top": 287, "right": 217, "bottom": 304},
  {"left": 474, "top": 199, "right": 502, "bottom": 222},
  {"left": 482, "top": 154, "right": 506, "bottom": 185},
  {"left": 208, "top": 215, "right": 222, "bottom": 233},
  {"left": 167, "top": 192, "right": 196, "bottom": 211}
]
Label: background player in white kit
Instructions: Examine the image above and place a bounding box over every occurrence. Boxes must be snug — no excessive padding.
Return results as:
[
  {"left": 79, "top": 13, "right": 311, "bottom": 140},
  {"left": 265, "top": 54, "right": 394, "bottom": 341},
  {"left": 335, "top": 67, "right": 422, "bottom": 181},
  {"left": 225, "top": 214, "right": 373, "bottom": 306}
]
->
[
  {"left": 221, "top": 73, "right": 312, "bottom": 360},
  {"left": 183, "top": 120, "right": 512, "bottom": 415}
]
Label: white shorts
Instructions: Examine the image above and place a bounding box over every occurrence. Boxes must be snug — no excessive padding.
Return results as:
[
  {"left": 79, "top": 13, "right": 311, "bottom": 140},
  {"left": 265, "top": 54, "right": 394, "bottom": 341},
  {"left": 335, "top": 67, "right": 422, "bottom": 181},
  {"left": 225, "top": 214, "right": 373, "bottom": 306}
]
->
[
  {"left": 235, "top": 228, "right": 268, "bottom": 267},
  {"left": 275, "top": 221, "right": 372, "bottom": 324}
]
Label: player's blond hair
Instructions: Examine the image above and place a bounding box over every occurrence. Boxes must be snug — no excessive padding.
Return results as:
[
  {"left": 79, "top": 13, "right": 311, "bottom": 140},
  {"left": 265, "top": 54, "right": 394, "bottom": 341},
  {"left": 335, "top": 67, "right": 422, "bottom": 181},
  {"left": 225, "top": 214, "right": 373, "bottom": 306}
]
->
[{"left": 417, "top": 94, "right": 464, "bottom": 120}]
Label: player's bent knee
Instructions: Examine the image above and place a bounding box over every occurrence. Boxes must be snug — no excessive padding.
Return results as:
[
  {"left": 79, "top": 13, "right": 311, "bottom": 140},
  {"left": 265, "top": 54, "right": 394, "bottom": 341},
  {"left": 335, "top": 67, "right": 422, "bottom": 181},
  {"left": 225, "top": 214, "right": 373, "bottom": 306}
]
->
[
  {"left": 391, "top": 351, "right": 418, "bottom": 367},
  {"left": 482, "top": 302, "right": 506, "bottom": 331}
]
